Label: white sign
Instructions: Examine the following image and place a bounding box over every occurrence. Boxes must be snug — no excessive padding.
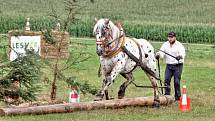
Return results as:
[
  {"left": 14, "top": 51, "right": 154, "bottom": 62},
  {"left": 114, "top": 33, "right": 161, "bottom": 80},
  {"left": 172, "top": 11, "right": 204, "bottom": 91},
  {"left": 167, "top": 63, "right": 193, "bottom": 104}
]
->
[{"left": 10, "top": 36, "right": 41, "bottom": 61}]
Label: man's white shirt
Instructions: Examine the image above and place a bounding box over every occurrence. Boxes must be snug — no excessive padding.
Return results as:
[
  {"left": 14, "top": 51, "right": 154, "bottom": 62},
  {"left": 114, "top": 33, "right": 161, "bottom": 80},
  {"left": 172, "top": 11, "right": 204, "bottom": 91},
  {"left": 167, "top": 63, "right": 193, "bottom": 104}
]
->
[{"left": 157, "top": 40, "right": 185, "bottom": 64}]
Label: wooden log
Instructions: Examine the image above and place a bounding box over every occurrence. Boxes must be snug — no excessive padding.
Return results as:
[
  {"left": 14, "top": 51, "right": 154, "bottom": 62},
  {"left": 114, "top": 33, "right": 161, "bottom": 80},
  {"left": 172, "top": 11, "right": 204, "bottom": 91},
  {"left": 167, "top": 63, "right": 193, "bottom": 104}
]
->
[{"left": 0, "top": 95, "right": 174, "bottom": 116}]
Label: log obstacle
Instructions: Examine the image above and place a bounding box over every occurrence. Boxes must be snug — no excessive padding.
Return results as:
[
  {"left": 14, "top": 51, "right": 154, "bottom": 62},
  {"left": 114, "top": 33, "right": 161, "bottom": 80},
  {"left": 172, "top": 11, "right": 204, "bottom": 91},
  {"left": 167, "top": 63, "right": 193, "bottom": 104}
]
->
[{"left": 0, "top": 95, "right": 174, "bottom": 116}]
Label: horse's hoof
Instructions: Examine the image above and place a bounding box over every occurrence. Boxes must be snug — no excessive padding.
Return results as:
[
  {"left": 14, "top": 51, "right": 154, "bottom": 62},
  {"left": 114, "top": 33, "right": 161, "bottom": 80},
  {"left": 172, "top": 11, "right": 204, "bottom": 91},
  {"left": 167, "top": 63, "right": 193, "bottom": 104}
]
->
[
  {"left": 118, "top": 95, "right": 124, "bottom": 99},
  {"left": 94, "top": 93, "right": 104, "bottom": 101},
  {"left": 152, "top": 99, "right": 160, "bottom": 108},
  {"left": 152, "top": 102, "right": 160, "bottom": 108},
  {"left": 118, "top": 91, "right": 125, "bottom": 99},
  {"left": 94, "top": 97, "right": 102, "bottom": 101},
  {"left": 94, "top": 95, "right": 103, "bottom": 101}
]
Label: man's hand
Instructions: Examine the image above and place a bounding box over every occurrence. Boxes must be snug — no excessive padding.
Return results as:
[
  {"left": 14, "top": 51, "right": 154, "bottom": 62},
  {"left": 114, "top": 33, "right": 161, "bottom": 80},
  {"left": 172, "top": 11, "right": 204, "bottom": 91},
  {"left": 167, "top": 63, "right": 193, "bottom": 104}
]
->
[
  {"left": 155, "top": 53, "right": 160, "bottom": 60},
  {"left": 176, "top": 55, "right": 183, "bottom": 60}
]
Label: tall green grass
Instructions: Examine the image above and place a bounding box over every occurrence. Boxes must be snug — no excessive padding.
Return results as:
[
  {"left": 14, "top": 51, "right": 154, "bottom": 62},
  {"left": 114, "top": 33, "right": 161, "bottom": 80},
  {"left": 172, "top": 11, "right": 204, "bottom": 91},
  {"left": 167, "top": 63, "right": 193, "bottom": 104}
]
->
[
  {"left": 1, "top": 18, "right": 215, "bottom": 44},
  {"left": 0, "top": 0, "right": 215, "bottom": 43},
  {"left": 124, "top": 23, "right": 215, "bottom": 43}
]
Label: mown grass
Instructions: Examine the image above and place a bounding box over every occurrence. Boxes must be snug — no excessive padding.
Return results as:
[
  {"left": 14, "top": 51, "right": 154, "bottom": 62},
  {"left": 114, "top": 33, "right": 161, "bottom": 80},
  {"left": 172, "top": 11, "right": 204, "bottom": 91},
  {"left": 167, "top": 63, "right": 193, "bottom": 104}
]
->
[
  {"left": 0, "top": 0, "right": 215, "bottom": 43},
  {"left": 0, "top": 38, "right": 214, "bottom": 121}
]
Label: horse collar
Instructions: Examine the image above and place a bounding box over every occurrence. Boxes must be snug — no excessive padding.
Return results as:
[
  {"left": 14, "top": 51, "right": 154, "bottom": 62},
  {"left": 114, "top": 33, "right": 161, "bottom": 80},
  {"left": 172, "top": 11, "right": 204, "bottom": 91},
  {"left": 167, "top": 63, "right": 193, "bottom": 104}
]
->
[{"left": 103, "top": 34, "right": 125, "bottom": 58}]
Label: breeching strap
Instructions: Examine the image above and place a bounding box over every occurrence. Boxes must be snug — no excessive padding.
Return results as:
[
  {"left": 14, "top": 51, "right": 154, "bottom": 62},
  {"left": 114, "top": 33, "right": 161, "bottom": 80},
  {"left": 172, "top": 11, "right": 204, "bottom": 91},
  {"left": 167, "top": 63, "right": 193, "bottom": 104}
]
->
[{"left": 121, "top": 39, "right": 160, "bottom": 81}]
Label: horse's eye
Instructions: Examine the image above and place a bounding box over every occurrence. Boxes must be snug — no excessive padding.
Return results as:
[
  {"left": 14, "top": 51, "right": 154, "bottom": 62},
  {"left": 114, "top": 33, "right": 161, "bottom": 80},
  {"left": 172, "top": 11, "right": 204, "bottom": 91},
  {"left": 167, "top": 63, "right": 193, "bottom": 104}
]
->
[{"left": 101, "top": 31, "right": 105, "bottom": 36}]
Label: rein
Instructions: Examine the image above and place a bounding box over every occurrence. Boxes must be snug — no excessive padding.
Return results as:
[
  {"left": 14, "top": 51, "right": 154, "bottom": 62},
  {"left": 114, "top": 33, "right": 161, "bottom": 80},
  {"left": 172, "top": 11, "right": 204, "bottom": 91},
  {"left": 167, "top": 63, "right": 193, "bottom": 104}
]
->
[{"left": 106, "top": 32, "right": 122, "bottom": 46}]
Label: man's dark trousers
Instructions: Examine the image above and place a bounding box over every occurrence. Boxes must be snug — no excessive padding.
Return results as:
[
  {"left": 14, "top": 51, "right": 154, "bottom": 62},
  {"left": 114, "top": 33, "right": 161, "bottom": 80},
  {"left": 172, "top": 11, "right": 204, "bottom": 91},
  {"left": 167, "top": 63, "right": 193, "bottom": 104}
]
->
[{"left": 164, "top": 63, "right": 183, "bottom": 100}]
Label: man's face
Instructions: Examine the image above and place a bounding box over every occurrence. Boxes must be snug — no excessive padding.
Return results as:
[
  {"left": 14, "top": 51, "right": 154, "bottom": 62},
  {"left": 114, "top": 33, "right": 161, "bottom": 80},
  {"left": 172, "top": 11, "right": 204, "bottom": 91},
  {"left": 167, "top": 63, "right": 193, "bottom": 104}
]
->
[{"left": 168, "top": 36, "right": 176, "bottom": 44}]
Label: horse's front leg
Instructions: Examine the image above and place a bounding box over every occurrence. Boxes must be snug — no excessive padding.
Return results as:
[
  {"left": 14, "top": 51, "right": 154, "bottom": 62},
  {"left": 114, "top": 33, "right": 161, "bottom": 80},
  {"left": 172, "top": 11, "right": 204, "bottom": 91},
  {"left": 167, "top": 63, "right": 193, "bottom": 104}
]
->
[
  {"left": 94, "top": 78, "right": 106, "bottom": 101},
  {"left": 94, "top": 59, "right": 125, "bottom": 101}
]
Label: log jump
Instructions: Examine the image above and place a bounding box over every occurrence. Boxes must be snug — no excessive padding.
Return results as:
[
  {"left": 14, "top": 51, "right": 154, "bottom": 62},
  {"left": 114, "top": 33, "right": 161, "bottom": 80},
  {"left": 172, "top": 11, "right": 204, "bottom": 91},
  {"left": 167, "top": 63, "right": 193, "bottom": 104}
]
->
[{"left": 0, "top": 95, "right": 174, "bottom": 116}]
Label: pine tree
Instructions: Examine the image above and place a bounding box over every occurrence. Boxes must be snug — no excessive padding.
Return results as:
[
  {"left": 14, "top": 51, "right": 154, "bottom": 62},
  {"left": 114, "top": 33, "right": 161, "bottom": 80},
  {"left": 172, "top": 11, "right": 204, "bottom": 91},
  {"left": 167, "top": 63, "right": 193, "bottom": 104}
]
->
[
  {"left": 0, "top": 48, "right": 42, "bottom": 105},
  {"left": 45, "top": 0, "right": 96, "bottom": 100}
]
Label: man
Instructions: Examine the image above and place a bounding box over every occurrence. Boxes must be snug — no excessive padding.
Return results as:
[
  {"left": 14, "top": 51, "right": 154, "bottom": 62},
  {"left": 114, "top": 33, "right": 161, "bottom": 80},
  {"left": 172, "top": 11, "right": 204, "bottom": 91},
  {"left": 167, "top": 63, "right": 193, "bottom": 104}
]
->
[{"left": 156, "top": 32, "right": 185, "bottom": 101}]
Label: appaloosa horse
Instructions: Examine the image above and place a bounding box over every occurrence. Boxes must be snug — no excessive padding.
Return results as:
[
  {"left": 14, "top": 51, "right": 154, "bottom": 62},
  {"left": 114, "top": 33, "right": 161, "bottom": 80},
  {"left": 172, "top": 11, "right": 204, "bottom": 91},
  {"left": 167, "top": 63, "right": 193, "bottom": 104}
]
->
[{"left": 93, "top": 18, "right": 160, "bottom": 106}]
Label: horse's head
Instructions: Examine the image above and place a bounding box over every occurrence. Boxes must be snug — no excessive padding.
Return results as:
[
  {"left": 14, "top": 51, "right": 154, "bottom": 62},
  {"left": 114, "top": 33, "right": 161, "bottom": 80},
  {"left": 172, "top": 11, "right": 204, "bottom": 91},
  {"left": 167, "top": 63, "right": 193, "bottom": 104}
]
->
[{"left": 93, "top": 18, "right": 120, "bottom": 56}]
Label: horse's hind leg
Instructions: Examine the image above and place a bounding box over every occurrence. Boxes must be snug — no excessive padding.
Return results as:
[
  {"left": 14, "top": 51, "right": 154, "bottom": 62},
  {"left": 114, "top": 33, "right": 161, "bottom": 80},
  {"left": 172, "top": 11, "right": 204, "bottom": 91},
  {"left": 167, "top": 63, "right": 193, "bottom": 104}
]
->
[
  {"left": 104, "top": 90, "right": 109, "bottom": 100},
  {"left": 118, "top": 73, "right": 134, "bottom": 99},
  {"left": 146, "top": 73, "right": 160, "bottom": 107}
]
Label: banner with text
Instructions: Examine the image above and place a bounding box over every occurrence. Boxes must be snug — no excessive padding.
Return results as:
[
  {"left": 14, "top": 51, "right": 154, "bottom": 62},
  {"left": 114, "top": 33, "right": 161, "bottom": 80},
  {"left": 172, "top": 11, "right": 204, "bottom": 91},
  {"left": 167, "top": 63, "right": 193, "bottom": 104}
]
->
[{"left": 10, "top": 36, "right": 41, "bottom": 61}]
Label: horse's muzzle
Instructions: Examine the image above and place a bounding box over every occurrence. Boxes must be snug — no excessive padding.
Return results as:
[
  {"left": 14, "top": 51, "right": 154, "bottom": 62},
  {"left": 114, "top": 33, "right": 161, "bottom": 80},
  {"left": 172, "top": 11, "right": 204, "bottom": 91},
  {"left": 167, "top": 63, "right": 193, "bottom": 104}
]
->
[
  {"left": 96, "top": 46, "right": 103, "bottom": 56},
  {"left": 96, "top": 49, "right": 103, "bottom": 56}
]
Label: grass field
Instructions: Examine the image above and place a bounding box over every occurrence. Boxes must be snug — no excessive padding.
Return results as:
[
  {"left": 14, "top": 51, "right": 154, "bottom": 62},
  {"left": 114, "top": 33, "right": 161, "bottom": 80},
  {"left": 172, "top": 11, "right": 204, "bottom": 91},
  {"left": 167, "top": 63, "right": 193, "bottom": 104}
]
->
[
  {"left": 0, "top": 0, "right": 215, "bottom": 120},
  {"left": 1, "top": 0, "right": 215, "bottom": 24},
  {"left": 0, "top": 38, "right": 215, "bottom": 121}
]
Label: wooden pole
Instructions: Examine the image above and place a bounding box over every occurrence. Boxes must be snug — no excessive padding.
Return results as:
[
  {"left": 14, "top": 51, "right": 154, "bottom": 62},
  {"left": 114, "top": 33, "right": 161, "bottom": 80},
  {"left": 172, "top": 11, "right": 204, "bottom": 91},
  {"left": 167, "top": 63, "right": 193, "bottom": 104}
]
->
[{"left": 0, "top": 95, "right": 174, "bottom": 116}]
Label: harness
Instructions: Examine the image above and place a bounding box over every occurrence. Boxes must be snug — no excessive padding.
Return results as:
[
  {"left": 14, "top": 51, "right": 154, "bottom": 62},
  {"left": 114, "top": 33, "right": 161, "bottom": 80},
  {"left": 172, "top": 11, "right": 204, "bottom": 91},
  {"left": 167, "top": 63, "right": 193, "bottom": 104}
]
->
[
  {"left": 121, "top": 39, "right": 160, "bottom": 81},
  {"left": 103, "top": 32, "right": 126, "bottom": 58},
  {"left": 97, "top": 30, "right": 166, "bottom": 94},
  {"left": 102, "top": 34, "right": 160, "bottom": 80}
]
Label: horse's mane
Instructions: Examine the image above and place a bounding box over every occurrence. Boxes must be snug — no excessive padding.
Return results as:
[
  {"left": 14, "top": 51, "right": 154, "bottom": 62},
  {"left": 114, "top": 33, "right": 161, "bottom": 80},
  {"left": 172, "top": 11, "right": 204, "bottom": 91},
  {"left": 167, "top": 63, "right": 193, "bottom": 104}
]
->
[
  {"left": 93, "top": 19, "right": 105, "bottom": 34},
  {"left": 93, "top": 18, "right": 119, "bottom": 39}
]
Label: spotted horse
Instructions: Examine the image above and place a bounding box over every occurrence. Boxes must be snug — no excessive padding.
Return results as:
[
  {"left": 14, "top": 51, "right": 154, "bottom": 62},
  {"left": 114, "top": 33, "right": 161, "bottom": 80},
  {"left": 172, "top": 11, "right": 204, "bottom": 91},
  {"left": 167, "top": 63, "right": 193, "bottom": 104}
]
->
[{"left": 93, "top": 18, "right": 161, "bottom": 107}]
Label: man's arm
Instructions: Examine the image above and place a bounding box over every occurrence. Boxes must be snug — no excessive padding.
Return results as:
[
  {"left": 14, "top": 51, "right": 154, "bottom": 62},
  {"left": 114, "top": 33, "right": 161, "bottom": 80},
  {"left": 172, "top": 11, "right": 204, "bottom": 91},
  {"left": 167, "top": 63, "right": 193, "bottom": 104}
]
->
[
  {"left": 156, "top": 43, "right": 166, "bottom": 59},
  {"left": 178, "top": 43, "right": 186, "bottom": 59}
]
